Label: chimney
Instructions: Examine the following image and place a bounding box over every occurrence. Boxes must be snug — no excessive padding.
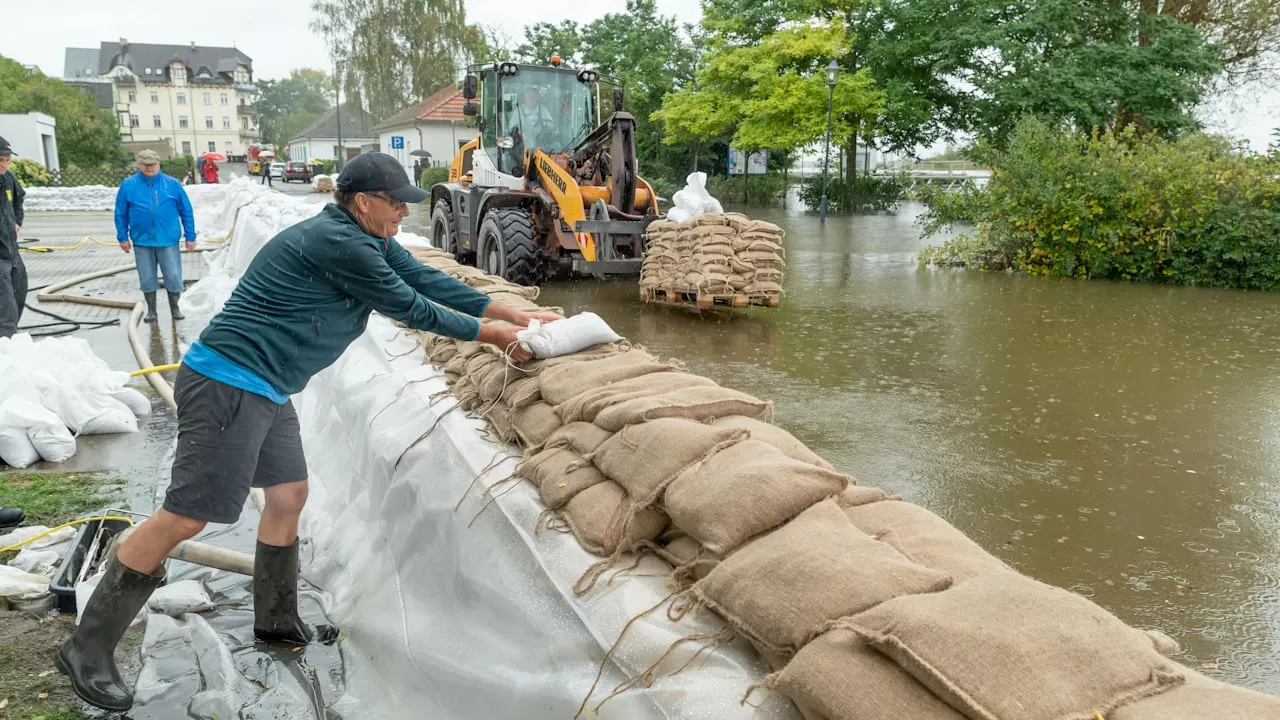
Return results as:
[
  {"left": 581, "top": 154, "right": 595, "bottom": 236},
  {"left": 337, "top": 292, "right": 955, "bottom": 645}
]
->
[
  {"left": 190, "top": 41, "right": 197, "bottom": 51},
  {"left": 119, "top": 37, "right": 128, "bottom": 51}
]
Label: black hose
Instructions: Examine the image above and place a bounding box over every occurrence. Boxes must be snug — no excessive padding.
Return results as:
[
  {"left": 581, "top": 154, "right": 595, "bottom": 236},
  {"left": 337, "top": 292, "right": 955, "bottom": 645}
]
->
[{"left": 16, "top": 290, "right": 121, "bottom": 337}]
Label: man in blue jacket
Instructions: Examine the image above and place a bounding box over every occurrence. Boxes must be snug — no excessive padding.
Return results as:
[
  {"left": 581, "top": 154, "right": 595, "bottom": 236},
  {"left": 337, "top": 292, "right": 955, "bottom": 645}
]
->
[
  {"left": 56, "top": 152, "right": 560, "bottom": 712},
  {"left": 114, "top": 149, "right": 197, "bottom": 323}
]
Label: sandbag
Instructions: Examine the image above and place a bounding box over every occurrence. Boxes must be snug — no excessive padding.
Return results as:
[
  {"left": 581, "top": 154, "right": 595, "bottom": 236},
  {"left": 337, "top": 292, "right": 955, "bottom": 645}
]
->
[
  {"left": 560, "top": 481, "right": 669, "bottom": 556},
  {"left": 693, "top": 499, "right": 952, "bottom": 654},
  {"left": 476, "top": 359, "right": 519, "bottom": 404},
  {"left": 665, "top": 440, "right": 849, "bottom": 555},
  {"left": 0, "top": 397, "right": 76, "bottom": 464},
  {"left": 538, "top": 421, "right": 614, "bottom": 457},
  {"left": 593, "top": 419, "right": 749, "bottom": 503},
  {"left": 845, "top": 573, "right": 1185, "bottom": 720},
  {"left": 843, "top": 500, "right": 1013, "bottom": 583},
  {"left": 504, "top": 375, "right": 543, "bottom": 409},
  {"left": 710, "top": 416, "right": 833, "bottom": 470},
  {"left": 837, "top": 485, "right": 889, "bottom": 507},
  {"left": 521, "top": 446, "right": 607, "bottom": 508},
  {"left": 485, "top": 403, "right": 516, "bottom": 443},
  {"left": 558, "top": 373, "right": 717, "bottom": 425},
  {"left": 765, "top": 627, "right": 966, "bottom": 720},
  {"left": 1111, "top": 669, "right": 1280, "bottom": 719},
  {"left": 593, "top": 385, "right": 772, "bottom": 433},
  {"left": 539, "top": 349, "right": 671, "bottom": 406},
  {"left": 516, "top": 312, "right": 623, "bottom": 359},
  {"left": 511, "top": 401, "right": 561, "bottom": 447},
  {"left": 148, "top": 579, "right": 215, "bottom": 616}
]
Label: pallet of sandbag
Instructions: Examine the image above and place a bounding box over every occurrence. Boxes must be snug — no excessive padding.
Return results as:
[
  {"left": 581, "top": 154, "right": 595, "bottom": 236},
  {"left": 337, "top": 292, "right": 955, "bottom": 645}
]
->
[{"left": 640, "top": 286, "right": 782, "bottom": 309}]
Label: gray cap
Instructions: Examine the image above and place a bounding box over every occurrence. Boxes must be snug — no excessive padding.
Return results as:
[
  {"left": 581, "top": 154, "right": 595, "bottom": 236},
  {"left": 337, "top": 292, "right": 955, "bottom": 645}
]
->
[{"left": 135, "top": 149, "right": 161, "bottom": 165}]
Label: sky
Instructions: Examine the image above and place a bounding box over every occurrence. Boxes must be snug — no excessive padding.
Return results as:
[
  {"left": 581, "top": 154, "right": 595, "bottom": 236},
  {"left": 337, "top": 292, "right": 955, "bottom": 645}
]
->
[{"left": 7, "top": 0, "right": 1278, "bottom": 152}]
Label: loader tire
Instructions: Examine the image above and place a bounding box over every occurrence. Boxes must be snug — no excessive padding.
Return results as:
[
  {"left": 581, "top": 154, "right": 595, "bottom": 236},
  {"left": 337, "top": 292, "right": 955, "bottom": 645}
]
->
[
  {"left": 430, "top": 199, "right": 458, "bottom": 255},
  {"left": 478, "top": 209, "right": 540, "bottom": 286}
]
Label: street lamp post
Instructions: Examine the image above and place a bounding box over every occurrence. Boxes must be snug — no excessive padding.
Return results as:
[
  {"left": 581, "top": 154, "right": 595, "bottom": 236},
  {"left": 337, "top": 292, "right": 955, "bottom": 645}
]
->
[{"left": 819, "top": 59, "right": 840, "bottom": 224}]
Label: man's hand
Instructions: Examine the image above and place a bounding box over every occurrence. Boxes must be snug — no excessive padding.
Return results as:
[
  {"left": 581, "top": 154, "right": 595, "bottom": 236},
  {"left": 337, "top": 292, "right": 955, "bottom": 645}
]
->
[
  {"left": 478, "top": 322, "right": 532, "bottom": 363},
  {"left": 513, "top": 309, "right": 563, "bottom": 327},
  {"left": 14, "top": 225, "right": 19, "bottom": 233},
  {"left": 119, "top": 241, "right": 132, "bottom": 253},
  {"left": 185, "top": 241, "right": 197, "bottom": 252},
  {"left": 482, "top": 301, "right": 561, "bottom": 328}
]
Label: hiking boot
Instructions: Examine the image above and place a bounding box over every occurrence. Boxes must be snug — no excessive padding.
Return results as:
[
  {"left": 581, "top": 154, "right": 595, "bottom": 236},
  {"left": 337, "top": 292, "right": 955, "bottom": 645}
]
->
[
  {"left": 143, "top": 292, "right": 158, "bottom": 323},
  {"left": 168, "top": 292, "right": 185, "bottom": 321},
  {"left": 0, "top": 507, "right": 23, "bottom": 528},
  {"left": 254, "top": 540, "right": 322, "bottom": 644},
  {"left": 54, "top": 557, "right": 164, "bottom": 711}
]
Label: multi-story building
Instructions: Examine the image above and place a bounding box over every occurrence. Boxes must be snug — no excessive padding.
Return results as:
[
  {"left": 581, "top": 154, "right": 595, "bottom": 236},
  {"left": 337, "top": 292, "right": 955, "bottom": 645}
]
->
[{"left": 63, "top": 39, "right": 260, "bottom": 158}]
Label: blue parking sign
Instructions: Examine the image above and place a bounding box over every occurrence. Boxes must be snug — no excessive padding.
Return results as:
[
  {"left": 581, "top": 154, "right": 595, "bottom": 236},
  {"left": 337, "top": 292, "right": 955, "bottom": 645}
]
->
[{"left": 390, "top": 136, "right": 405, "bottom": 149}]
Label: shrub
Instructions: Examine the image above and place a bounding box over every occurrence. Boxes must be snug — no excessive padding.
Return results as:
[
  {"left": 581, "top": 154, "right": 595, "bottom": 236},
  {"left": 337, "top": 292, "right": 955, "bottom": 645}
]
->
[
  {"left": 160, "top": 155, "right": 194, "bottom": 179},
  {"left": 919, "top": 117, "right": 1280, "bottom": 290},
  {"left": 9, "top": 158, "right": 51, "bottom": 187},
  {"left": 419, "top": 166, "right": 450, "bottom": 188},
  {"left": 797, "top": 173, "right": 905, "bottom": 214},
  {"left": 705, "top": 172, "right": 789, "bottom": 207}
]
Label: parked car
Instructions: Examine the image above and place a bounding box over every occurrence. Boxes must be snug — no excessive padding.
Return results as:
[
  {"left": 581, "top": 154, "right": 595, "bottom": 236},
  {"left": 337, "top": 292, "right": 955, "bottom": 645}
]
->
[
  {"left": 269, "top": 162, "right": 286, "bottom": 179},
  {"left": 284, "top": 161, "right": 313, "bottom": 183}
]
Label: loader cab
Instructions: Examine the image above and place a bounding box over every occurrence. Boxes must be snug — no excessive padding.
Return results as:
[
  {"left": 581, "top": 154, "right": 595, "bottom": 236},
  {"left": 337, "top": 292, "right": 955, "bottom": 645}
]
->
[{"left": 468, "top": 62, "right": 601, "bottom": 177}]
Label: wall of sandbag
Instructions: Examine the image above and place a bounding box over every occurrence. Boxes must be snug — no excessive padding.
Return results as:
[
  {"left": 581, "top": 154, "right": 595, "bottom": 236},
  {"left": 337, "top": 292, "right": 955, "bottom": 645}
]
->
[
  {"left": 641, "top": 213, "right": 785, "bottom": 301},
  {"left": 404, "top": 245, "right": 1280, "bottom": 720}
]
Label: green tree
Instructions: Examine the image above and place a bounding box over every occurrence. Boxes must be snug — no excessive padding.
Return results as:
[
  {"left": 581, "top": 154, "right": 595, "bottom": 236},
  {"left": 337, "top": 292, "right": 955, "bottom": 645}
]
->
[
  {"left": 513, "top": 20, "right": 583, "bottom": 64},
  {"left": 0, "top": 55, "right": 126, "bottom": 167},
  {"left": 257, "top": 68, "right": 333, "bottom": 149}
]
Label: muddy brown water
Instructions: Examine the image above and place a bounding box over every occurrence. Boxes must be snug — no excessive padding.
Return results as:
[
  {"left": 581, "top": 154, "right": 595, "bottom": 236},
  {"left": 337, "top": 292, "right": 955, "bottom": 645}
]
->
[{"left": 406, "top": 200, "right": 1280, "bottom": 694}]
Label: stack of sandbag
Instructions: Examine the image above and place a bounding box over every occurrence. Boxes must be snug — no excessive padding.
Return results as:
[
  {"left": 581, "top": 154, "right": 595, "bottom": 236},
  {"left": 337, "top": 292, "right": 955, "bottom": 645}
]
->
[
  {"left": 405, "top": 247, "right": 1280, "bottom": 720},
  {"left": 641, "top": 212, "right": 785, "bottom": 302},
  {"left": 638, "top": 220, "right": 682, "bottom": 291},
  {"left": 736, "top": 219, "right": 787, "bottom": 298}
]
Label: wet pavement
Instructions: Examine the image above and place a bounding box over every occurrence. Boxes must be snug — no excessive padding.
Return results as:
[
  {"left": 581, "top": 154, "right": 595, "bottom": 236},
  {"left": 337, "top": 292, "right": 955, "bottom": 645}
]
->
[{"left": 404, "top": 200, "right": 1280, "bottom": 694}]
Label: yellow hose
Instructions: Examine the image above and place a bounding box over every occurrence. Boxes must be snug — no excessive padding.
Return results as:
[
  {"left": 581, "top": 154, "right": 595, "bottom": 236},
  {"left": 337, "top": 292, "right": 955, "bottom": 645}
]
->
[
  {"left": 0, "top": 516, "right": 136, "bottom": 554},
  {"left": 19, "top": 235, "right": 120, "bottom": 253},
  {"left": 129, "top": 363, "right": 181, "bottom": 377}
]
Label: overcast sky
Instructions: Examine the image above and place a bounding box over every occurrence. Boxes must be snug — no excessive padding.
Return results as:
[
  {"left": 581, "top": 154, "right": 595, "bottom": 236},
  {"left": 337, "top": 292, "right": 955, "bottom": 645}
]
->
[{"left": 9, "top": 0, "right": 1277, "bottom": 152}]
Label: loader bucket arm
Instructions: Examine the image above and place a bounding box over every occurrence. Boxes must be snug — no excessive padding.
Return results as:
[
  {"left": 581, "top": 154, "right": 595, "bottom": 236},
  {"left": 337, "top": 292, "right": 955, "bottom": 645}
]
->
[{"left": 528, "top": 149, "right": 597, "bottom": 261}]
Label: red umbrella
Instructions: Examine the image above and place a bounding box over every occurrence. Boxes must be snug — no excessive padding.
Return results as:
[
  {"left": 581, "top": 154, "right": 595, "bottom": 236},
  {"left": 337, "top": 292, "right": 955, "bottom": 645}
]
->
[{"left": 200, "top": 152, "right": 228, "bottom": 161}]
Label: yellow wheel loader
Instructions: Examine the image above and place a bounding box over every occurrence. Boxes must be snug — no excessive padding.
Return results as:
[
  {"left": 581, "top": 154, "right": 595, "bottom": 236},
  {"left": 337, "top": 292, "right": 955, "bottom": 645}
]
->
[{"left": 428, "top": 58, "right": 661, "bottom": 286}]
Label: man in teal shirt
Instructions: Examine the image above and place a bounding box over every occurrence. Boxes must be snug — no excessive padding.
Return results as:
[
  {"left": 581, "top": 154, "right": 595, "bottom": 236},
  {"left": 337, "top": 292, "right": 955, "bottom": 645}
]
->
[{"left": 57, "top": 152, "right": 557, "bottom": 711}]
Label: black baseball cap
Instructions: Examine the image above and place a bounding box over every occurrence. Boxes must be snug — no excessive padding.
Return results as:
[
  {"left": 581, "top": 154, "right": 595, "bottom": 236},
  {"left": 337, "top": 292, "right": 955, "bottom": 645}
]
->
[
  {"left": 336, "top": 152, "right": 428, "bottom": 203},
  {"left": 0, "top": 136, "right": 15, "bottom": 157}
]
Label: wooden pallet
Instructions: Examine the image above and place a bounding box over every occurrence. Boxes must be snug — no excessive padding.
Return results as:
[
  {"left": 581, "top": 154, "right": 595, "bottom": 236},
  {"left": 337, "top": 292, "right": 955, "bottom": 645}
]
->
[{"left": 640, "top": 287, "right": 781, "bottom": 309}]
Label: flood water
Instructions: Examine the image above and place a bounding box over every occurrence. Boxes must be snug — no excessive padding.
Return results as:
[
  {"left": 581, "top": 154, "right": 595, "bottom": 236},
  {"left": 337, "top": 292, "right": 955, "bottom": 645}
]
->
[{"left": 406, "top": 201, "right": 1280, "bottom": 694}]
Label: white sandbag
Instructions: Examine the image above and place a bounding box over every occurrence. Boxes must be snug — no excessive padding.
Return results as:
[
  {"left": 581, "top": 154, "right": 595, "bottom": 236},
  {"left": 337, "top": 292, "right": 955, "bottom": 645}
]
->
[
  {"left": 148, "top": 579, "right": 215, "bottom": 616},
  {"left": 0, "top": 565, "right": 52, "bottom": 600},
  {"left": 0, "top": 525, "right": 76, "bottom": 552},
  {"left": 667, "top": 207, "right": 694, "bottom": 223},
  {"left": 111, "top": 388, "right": 153, "bottom": 417},
  {"left": 0, "top": 423, "right": 39, "bottom": 468},
  {"left": 10, "top": 548, "right": 61, "bottom": 576},
  {"left": 0, "top": 397, "right": 75, "bottom": 464},
  {"left": 516, "top": 313, "right": 622, "bottom": 359},
  {"left": 78, "top": 400, "right": 140, "bottom": 436},
  {"left": 671, "top": 172, "right": 724, "bottom": 219}
]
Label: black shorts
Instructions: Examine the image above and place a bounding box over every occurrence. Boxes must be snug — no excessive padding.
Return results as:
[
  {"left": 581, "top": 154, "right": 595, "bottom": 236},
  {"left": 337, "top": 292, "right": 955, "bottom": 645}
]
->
[{"left": 163, "top": 365, "right": 307, "bottom": 524}]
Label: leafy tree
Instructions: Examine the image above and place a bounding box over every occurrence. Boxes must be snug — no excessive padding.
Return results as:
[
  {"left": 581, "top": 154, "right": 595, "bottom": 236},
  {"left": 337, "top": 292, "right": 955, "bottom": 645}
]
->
[
  {"left": 257, "top": 68, "right": 333, "bottom": 149},
  {"left": 0, "top": 55, "right": 127, "bottom": 167},
  {"left": 513, "top": 21, "right": 583, "bottom": 64}
]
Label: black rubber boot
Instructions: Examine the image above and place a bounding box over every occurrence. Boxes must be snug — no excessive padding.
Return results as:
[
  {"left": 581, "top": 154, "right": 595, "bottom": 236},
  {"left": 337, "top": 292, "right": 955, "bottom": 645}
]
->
[
  {"left": 253, "top": 540, "right": 315, "bottom": 644},
  {"left": 143, "top": 292, "right": 158, "bottom": 323},
  {"left": 168, "top": 292, "right": 185, "bottom": 320},
  {"left": 0, "top": 507, "right": 23, "bottom": 528},
  {"left": 55, "top": 557, "right": 163, "bottom": 712}
]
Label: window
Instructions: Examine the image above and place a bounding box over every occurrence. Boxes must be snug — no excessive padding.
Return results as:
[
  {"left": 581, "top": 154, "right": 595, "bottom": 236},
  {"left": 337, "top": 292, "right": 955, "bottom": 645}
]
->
[
  {"left": 172, "top": 65, "right": 186, "bottom": 82},
  {"left": 127, "top": 91, "right": 136, "bottom": 102},
  {"left": 116, "top": 67, "right": 126, "bottom": 79},
  {"left": 179, "top": 115, "right": 189, "bottom": 129},
  {"left": 202, "top": 92, "right": 211, "bottom": 105},
  {"left": 234, "top": 68, "right": 249, "bottom": 84},
  {"left": 241, "top": 117, "right": 248, "bottom": 130},
  {"left": 150, "top": 90, "right": 158, "bottom": 103},
  {"left": 225, "top": 141, "right": 233, "bottom": 153},
  {"left": 209, "top": 141, "right": 217, "bottom": 153},
  {"left": 130, "top": 114, "right": 139, "bottom": 128},
  {"left": 222, "top": 116, "right": 231, "bottom": 129},
  {"left": 145, "top": 68, "right": 152, "bottom": 76},
  {"left": 176, "top": 92, "right": 186, "bottom": 105},
  {"left": 205, "top": 116, "right": 214, "bottom": 129},
  {"left": 220, "top": 93, "right": 228, "bottom": 105},
  {"left": 182, "top": 141, "right": 191, "bottom": 155},
  {"left": 153, "top": 115, "right": 162, "bottom": 128}
]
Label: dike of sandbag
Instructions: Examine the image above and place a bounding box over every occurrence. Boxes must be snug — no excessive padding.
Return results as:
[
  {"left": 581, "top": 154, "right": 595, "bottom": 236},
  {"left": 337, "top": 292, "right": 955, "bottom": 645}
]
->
[
  {"left": 397, "top": 244, "right": 1280, "bottom": 720},
  {"left": 641, "top": 213, "right": 785, "bottom": 309}
]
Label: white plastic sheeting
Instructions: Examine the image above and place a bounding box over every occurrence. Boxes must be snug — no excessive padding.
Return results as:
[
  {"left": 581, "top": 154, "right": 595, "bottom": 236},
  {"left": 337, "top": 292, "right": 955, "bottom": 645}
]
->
[
  {"left": 667, "top": 172, "right": 725, "bottom": 223},
  {"left": 169, "top": 181, "right": 796, "bottom": 719}
]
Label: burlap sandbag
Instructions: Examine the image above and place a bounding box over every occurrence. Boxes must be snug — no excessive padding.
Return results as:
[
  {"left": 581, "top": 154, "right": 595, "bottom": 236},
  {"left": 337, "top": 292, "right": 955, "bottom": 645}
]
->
[
  {"left": 845, "top": 573, "right": 1185, "bottom": 720},
  {"left": 765, "top": 628, "right": 966, "bottom": 720},
  {"left": 453, "top": 376, "right": 481, "bottom": 409},
  {"left": 561, "top": 481, "right": 669, "bottom": 556},
  {"left": 504, "top": 375, "right": 543, "bottom": 409},
  {"left": 485, "top": 402, "right": 516, "bottom": 443},
  {"left": 843, "top": 500, "right": 1013, "bottom": 583},
  {"left": 539, "top": 421, "right": 614, "bottom": 456},
  {"left": 430, "top": 342, "right": 459, "bottom": 365},
  {"left": 511, "top": 401, "right": 561, "bottom": 447},
  {"left": 443, "top": 353, "right": 469, "bottom": 377},
  {"left": 722, "top": 212, "right": 751, "bottom": 230},
  {"left": 696, "top": 242, "right": 735, "bottom": 256},
  {"left": 710, "top": 416, "right": 833, "bottom": 470},
  {"left": 521, "top": 446, "right": 607, "bottom": 508},
  {"left": 476, "top": 283, "right": 540, "bottom": 300},
  {"left": 477, "top": 360, "right": 519, "bottom": 404},
  {"left": 745, "top": 281, "right": 783, "bottom": 295},
  {"left": 1111, "top": 669, "right": 1280, "bottom": 719},
  {"left": 593, "top": 419, "right": 749, "bottom": 503},
  {"left": 593, "top": 385, "right": 772, "bottom": 433},
  {"left": 539, "top": 349, "right": 670, "bottom": 406},
  {"left": 666, "top": 440, "right": 849, "bottom": 555},
  {"left": 837, "top": 485, "right": 889, "bottom": 507},
  {"left": 692, "top": 498, "right": 951, "bottom": 653},
  {"left": 695, "top": 213, "right": 728, "bottom": 227},
  {"left": 558, "top": 373, "right": 718, "bottom": 424}
]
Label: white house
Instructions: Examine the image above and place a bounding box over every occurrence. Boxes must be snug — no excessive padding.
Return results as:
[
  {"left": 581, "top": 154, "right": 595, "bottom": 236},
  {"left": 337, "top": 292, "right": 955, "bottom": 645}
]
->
[
  {"left": 374, "top": 85, "right": 478, "bottom": 184},
  {"left": 0, "top": 112, "right": 59, "bottom": 170},
  {"left": 287, "top": 104, "right": 376, "bottom": 164}
]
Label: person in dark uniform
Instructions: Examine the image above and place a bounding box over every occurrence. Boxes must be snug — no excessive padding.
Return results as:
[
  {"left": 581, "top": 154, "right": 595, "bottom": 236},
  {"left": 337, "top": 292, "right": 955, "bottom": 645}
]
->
[{"left": 0, "top": 136, "right": 27, "bottom": 340}]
